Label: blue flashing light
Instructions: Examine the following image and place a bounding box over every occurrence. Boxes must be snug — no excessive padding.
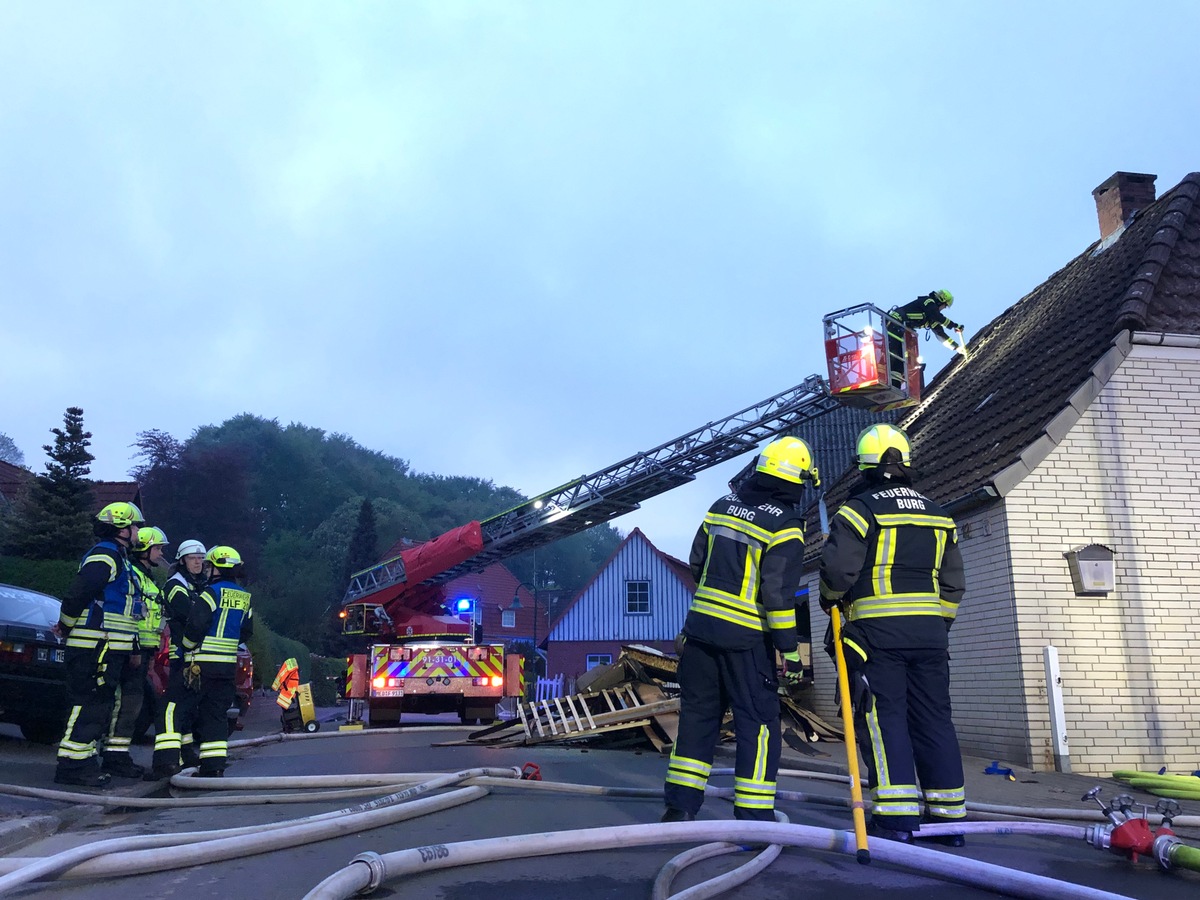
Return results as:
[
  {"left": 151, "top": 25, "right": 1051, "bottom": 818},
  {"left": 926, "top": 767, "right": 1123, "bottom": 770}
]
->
[{"left": 455, "top": 597, "right": 475, "bottom": 613}]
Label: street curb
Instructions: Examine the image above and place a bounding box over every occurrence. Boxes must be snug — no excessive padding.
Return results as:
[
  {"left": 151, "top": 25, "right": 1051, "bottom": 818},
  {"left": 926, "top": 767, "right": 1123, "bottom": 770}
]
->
[{"left": 0, "top": 815, "right": 61, "bottom": 854}]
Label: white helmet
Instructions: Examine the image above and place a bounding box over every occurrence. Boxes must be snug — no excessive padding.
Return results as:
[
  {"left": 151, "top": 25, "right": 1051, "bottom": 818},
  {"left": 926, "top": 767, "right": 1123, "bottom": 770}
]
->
[{"left": 176, "top": 539, "right": 207, "bottom": 560}]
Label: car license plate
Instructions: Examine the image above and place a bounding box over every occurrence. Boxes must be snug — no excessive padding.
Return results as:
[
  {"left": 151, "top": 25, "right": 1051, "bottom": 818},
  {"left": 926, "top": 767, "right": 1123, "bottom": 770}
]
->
[{"left": 54, "top": 649, "right": 65, "bottom": 663}]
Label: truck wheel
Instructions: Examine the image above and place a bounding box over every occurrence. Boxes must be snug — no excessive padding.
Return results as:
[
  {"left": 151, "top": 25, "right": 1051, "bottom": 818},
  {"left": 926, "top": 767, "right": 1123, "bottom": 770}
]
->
[{"left": 304, "top": 720, "right": 320, "bottom": 733}]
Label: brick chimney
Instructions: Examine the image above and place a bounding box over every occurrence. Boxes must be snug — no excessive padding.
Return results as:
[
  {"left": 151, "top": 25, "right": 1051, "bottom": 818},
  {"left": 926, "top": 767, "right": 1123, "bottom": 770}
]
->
[{"left": 1092, "top": 172, "right": 1156, "bottom": 240}]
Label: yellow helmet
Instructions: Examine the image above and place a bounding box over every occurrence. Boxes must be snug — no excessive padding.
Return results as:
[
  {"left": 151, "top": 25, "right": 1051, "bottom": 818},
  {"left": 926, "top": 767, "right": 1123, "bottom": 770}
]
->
[
  {"left": 755, "top": 437, "right": 820, "bottom": 486},
  {"left": 932, "top": 289, "right": 954, "bottom": 307},
  {"left": 206, "top": 545, "right": 243, "bottom": 569},
  {"left": 856, "top": 424, "right": 912, "bottom": 469},
  {"left": 133, "top": 526, "right": 168, "bottom": 553},
  {"left": 96, "top": 502, "right": 144, "bottom": 528}
]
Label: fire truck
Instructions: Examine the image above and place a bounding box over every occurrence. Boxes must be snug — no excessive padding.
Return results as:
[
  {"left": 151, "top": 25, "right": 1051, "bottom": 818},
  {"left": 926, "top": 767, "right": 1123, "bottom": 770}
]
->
[{"left": 341, "top": 304, "right": 926, "bottom": 726}]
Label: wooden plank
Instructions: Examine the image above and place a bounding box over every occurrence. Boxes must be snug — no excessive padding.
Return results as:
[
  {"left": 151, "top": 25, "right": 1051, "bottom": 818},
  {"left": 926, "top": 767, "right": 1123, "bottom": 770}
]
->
[
  {"left": 564, "top": 693, "right": 590, "bottom": 731},
  {"left": 540, "top": 699, "right": 559, "bottom": 735}
]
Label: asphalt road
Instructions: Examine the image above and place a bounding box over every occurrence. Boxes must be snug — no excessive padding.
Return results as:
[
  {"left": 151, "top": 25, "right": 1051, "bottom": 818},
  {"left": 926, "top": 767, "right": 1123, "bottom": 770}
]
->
[{"left": 1, "top": 704, "right": 1198, "bottom": 899}]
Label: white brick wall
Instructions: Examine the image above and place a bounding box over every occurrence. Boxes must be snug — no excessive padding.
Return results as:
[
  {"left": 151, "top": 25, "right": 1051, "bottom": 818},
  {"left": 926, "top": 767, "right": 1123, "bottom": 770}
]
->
[{"left": 1006, "top": 345, "right": 1200, "bottom": 775}]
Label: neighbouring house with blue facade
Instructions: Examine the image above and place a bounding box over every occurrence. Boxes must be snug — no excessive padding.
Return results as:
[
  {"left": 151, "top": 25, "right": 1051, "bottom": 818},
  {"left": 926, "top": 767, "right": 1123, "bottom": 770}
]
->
[{"left": 546, "top": 528, "right": 695, "bottom": 679}]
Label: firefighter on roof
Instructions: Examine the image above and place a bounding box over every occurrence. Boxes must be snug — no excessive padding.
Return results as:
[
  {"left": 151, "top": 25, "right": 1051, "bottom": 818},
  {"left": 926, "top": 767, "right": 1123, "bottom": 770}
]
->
[
  {"left": 54, "top": 502, "right": 145, "bottom": 788},
  {"left": 663, "top": 437, "right": 818, "bottom": 823},
  {"left": 149, "top": 539, "right": 208, "bottom": 779},
  {"left": 886, "top": 289, "right": 967, "bottom": 388},
  {"left": 818, "top": 423, "right": 967, "bottom": 845},
  {"left": 181, "top": 545, "right": 254, "bottom": 777}
]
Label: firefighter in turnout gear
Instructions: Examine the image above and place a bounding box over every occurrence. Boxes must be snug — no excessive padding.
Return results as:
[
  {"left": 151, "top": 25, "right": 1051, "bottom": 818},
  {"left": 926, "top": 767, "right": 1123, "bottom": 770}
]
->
[
  {"left": 149, "top": 539, "right": 208, "bottom": 779},
  {"left": 181, "top": 545, "right": 253, "bottom": 777},
  {"left": 663, "top": 437, "right": 819, "bottom": 822},
  {"left": 54, "top": 501, "right": 145, "bottom": 788},
  {"left": 818, "top": 424, "right": 967, "bottom": 845},
  {"left": 886, "top": 289, "right": 967, "bottom": 388},
  {"left": 102, "top": 526, "right": 168, "bottom": 778}
]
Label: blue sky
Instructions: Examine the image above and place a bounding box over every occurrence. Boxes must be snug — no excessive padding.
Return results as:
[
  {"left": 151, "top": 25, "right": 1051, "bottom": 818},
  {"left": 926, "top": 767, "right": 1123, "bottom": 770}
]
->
[{"left": 2, "top": 1, "right": 1198, "bottom": 560}]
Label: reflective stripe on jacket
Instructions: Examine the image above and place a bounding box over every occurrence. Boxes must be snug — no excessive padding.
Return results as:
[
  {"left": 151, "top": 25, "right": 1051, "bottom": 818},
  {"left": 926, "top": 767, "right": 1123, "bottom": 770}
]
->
[
  {"left": 60, "top": 540, "right": 140, "bottom": 652},
  {"left": 819, "top": 482, "right": 965, "bottom": 650},
  {"left": 191, "top": 580, "right": 254, "bottom": 671},
  {"left": 682, "top": 486, "right": 805, "bottom": 652}
]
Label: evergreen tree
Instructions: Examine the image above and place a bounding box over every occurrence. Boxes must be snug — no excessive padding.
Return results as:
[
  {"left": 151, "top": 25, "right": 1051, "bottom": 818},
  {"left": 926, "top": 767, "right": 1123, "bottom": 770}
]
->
[{"left": 4, "top": 408, "right": 96, "bottom": 560}]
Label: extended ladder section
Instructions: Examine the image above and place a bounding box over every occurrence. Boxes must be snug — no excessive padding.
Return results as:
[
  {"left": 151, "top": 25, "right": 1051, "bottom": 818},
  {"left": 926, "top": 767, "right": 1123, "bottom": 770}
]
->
[
  {"left": 344, "top": 373, "right": 842, "bottom": 603},
  {"left": 433, "top": 374, "right": 842, "bottom": 583}
]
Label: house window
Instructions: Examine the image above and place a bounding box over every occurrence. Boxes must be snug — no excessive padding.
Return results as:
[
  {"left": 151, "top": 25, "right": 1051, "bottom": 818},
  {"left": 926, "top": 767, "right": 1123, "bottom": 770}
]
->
[
  {"left": 586, "top": 653, "right": 612, "bottom": 670},
  {"left": 625, "top": 580, "right": 650, "bottom": 615},
  {"left": 501, "top": 609, "right": 515, "bottom": 628}
]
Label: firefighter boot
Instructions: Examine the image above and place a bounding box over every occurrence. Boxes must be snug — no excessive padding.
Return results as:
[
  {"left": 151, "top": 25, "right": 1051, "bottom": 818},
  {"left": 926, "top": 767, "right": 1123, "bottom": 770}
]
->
[
  {"left": 144, "top": 763, "right": 182, "bottom": 782},
  {"left": 55, "top": 763, "right": 113, "bottom": 789},
  {"left": 102, "top": 752, "right": 146, "bottom": 779}
]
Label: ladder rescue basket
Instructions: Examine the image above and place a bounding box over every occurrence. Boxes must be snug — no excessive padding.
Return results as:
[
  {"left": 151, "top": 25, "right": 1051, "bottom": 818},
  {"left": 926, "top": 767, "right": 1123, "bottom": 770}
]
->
[{"left": 822, "top": 304, "right": 922, "bottom": 411}]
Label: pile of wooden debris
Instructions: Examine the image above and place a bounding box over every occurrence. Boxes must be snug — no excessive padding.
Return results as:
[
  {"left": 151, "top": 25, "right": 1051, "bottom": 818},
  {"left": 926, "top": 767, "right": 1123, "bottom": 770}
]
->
[{"left": 453, "top": 644, "right": 842, "bottom": 755}]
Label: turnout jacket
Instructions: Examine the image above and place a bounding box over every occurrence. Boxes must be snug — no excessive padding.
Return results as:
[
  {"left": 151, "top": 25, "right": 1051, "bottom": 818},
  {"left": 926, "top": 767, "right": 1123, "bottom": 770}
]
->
[
  {"left": 162, "top": 570, "right": 205, "bottom": 661},
  {"left": 891, "top": 294, "right": 962, "bottom": 346},
  {"left": 819, "top": 480, "right": 965, "bottom": 650},
  {"left": 132, "top": 564, "right": 163, "bottom": 652},
  {"left": 59, "top": 539, "right": 142, "bottom": 652},
  {"left": 682, "top": 484, "right": 806, "bottom": 652},
  {"left": 183, "top": 578, "right": 254, "bottom": 676}
]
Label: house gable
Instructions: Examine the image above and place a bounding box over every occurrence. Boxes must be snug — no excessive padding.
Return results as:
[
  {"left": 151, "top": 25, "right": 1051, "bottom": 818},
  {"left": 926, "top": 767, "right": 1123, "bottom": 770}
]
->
[{"left": 548, "top": 528, "right": 694, "bottom": 643}]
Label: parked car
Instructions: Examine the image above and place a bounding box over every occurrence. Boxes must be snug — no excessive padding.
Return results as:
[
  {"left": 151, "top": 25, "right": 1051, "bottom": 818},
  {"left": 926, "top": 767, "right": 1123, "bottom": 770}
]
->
[{"left": 0, "top": 583, "right": 68, "bottom": 744}]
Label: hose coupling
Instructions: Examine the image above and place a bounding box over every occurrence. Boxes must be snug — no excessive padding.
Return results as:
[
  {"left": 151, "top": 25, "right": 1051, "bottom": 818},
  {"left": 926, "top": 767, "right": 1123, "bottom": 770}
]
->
[
  {"left": 1084, "top": 824, "right": 1112, "bottom": 851},
  {"left": 1153, "top": 834, "right": 1183, "bottom": 871},
  {"left": 350, "top": 851, "right": 387, "bottom": 895}
]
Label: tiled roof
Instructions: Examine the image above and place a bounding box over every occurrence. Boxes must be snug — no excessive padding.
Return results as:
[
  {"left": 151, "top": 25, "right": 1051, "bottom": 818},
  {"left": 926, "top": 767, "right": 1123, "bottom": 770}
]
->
[
  {"left": 90, "top": 482, "right": 143, "bottom": 511},
  {"left": 804, "top": 171, "right": 1200, "bottom": 554},
  {"left": 904, "top": 171, "right": 1199, "bottom": 506},
  {"left": 0, "top": 463, "right": 143, "bottom": 515},
  {"left": 0, "top": 460, "right": 30, "bottom": 507}
]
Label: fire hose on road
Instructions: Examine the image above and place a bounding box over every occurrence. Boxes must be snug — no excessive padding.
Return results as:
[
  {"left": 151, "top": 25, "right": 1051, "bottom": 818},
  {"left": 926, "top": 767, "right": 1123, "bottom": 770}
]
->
[{"left": 0, "top": 728, "right": 1198, "bottom": 897}]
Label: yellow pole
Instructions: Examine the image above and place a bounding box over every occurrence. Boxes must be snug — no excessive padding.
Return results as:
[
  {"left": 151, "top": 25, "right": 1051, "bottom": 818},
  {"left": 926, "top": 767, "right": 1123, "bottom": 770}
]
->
[{"left": 831, "top": 605, "right": 871, "bottom": 864}]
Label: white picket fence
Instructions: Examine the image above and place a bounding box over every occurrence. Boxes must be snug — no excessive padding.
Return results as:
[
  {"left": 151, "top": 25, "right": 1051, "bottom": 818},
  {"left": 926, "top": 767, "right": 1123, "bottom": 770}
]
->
[{"left": 536, "top": 673, "right": 567, "bottom": 701}]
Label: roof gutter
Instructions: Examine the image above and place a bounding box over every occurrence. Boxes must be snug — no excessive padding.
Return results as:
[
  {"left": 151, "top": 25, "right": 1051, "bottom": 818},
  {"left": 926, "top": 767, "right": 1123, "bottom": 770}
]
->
[
  {"left": 944, "top": 484, "right": 1000, "bottom": 515},
  {"left": 1131, "top": 331, "right": 1200, "bottom": 348}
]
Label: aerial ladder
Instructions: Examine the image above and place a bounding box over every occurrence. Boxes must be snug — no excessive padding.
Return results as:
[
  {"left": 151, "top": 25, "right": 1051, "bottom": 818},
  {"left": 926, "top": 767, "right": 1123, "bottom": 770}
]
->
[
  {"left": 341, "top": 303, "right": 923, "bottom": 622},
  {"left": 338, "top": 304, "right": 925, "bottom": 726}
]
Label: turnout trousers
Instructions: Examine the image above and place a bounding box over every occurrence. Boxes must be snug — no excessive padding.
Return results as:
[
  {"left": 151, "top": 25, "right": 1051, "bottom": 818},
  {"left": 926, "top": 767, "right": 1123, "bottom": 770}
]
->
[
  {"left": 856, "top": 645, "right": 966, "bottom": 833},
  {"left": 195, "top": 675, "right": 235, "bottom": 775},
  {"left": 153, "top": 664, "right": 201, "bottom": 770},
  {"left": 664, "top": 637, "right": 781, "bottom": 820},
  {"left": 105, "top": 652, "right": 147, "bottom": 762},
  {"left": 56, "top": 645, "right": 122, "bottom": 775}
]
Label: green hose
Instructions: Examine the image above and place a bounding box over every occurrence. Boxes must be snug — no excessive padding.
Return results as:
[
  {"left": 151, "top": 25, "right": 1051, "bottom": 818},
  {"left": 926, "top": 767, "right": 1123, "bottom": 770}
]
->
[
  {"left": 1168, "top": 842, "right": 1200, "bottom": 873},
  {"left": 1113, "top": 770, "right": 1200, "bottom": 800}
]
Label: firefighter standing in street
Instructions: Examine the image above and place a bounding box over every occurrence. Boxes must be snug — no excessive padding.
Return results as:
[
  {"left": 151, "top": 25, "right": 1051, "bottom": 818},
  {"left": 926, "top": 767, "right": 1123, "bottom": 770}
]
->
[
  {"left": 148, "top": 539, "right": 208, "bottom": 779},
  {"left": 101, "top": 525, "right": 168, "bottom": 778},
  {"left": 54, "top": 502, "right": 145, "bottom": 788},
  {"left": 181, "top": 545, "right": 253, "bottom": 777},
  {"left": 663, "top": 437, "right": 819, "bottom": 822},
  {"left": 818, "top": 423, "right": 967, "bottom": 845}
]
